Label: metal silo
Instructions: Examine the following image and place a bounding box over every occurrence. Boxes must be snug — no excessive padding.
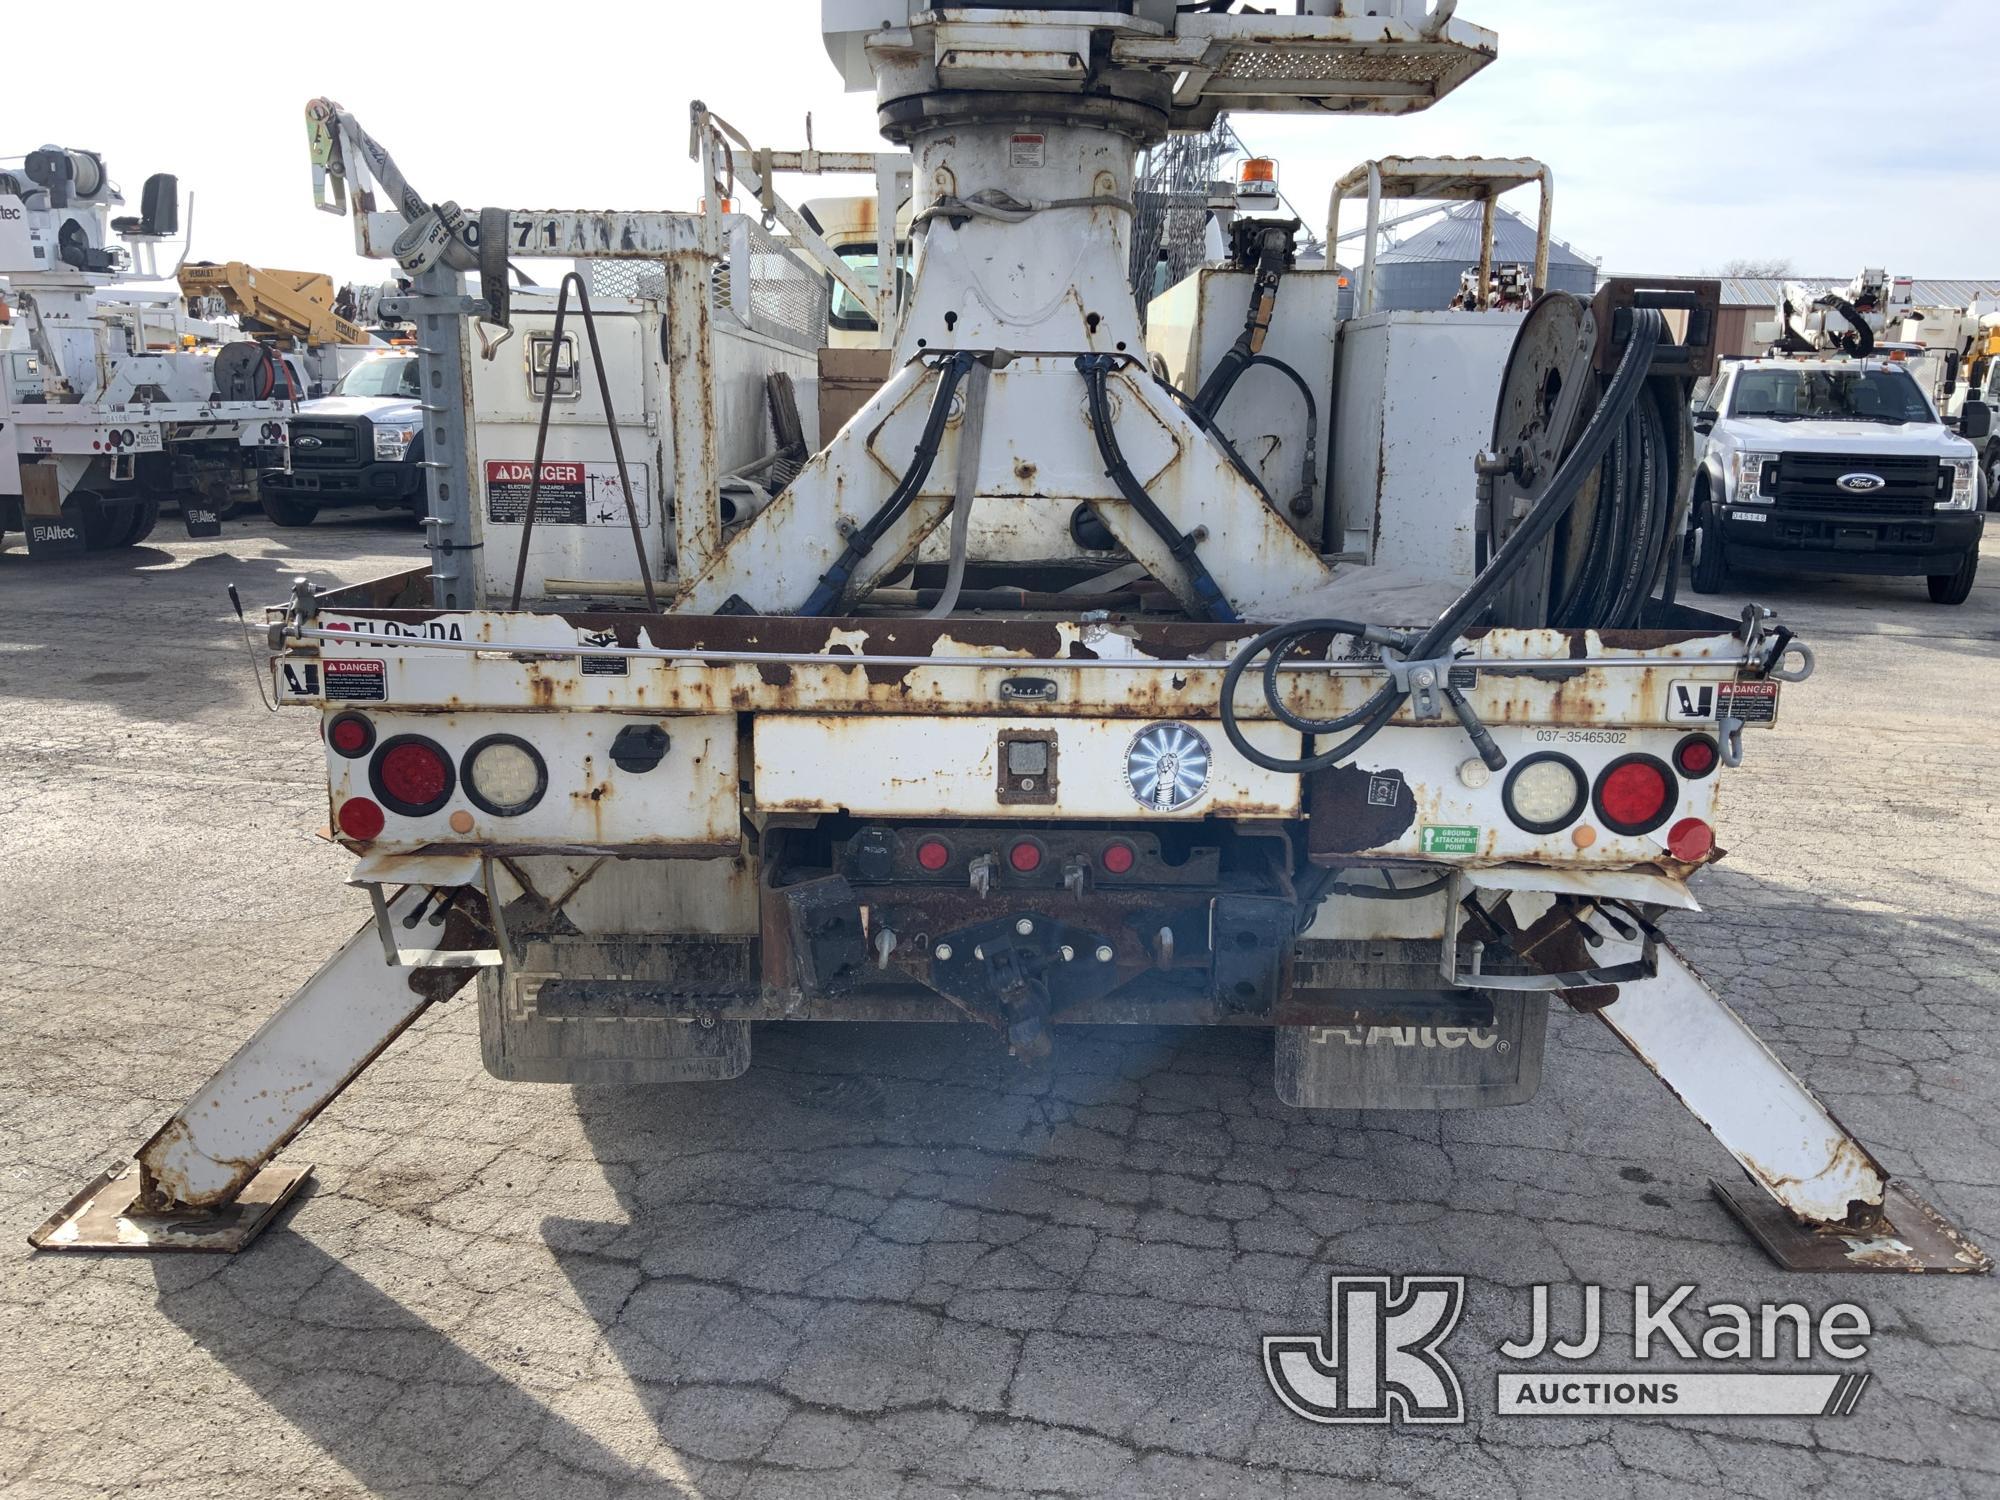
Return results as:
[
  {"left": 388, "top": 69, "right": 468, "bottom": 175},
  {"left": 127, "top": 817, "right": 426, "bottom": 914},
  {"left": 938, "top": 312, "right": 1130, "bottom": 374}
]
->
[{"left": 1373, "top": 201, "right": 1596, "bottom": 312}]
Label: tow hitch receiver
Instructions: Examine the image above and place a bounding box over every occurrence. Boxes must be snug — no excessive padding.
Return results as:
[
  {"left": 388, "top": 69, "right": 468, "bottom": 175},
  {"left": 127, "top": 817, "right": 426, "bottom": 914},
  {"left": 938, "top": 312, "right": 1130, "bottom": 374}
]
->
[{"left": 930, "top": 911, "right": 1124, "bottom": 1059}]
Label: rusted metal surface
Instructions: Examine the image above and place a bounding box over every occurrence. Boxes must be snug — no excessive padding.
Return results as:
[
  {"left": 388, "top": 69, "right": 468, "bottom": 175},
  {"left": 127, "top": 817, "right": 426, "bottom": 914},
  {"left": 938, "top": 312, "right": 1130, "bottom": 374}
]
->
[
  {"left": 132, "top": 889, "right": 490, "bottom": 1211},
  {"left": 28, "top": 1160, "right": 311, "bottom": 1255},
  {"left": 751, "top": 714, "right": 1299, "bottom": 818},
  {"left": 1592, "top": 936, "right": 1889, "bottom": 1227},
  {"left": 1308, "top": 722, "right": 1723, "bottom": 875},
  {"left": 279, "top": 605, "right": 1761, "bottom": 727},
  {"left": 322, "top": 711, "right": 740, "bottom": 856},
  {"left": 1713, "top": 1179, "right": 1993, "bottom": 1275}
]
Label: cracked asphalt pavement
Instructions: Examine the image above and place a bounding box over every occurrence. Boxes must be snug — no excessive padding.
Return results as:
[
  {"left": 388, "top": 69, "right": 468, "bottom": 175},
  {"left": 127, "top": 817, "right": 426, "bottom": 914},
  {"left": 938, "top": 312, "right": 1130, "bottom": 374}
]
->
[{"left": 2, "top": 517, "right": 1996, "bottom": 1498}]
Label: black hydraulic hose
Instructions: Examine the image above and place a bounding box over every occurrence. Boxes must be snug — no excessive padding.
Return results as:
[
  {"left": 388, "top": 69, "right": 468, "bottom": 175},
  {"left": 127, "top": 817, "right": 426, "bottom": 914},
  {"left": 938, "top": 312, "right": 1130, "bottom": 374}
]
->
[
  {"left": 1296, "top": 865, "right": 1453, "bottom": 916},
  {"left": 1191, "top": 224, "right": 1292, "bottom": 419},
  {"left": 1406, "top": 308, "right": 1663, "bottom": 659},
  {"left": 1549, "top": 379, "right": 1673, "bottom": 630},
  {"left": 1825, "top": 295, "right": 1876, "bottom": 358},
  {"left": 1604, "top": 389, "right": 1668, "bottom": 626},
  {"left": 1206, "top": 352, "right": 1320, "bottom": 516},
  {"left": 1219, "top": 309, "right": 1665, "bottom": 776},
  {"left": 1240, "top": 354, "right": 1317, "bottom": 435},
  {"left": 1640, "top": 386, "right": 1683, "bottom": 601},
  {"left": 1156, "top": 374, "right": 1279, "bottom": 508},
  {"left": 1078, "top": 355, "right": 1238, "bottom": 623},
  {"left": 799, "top": 352, "right": 973, "bottom": 617},
  {"left": 1552, "top": 408, "right": 1626, "bottom": 626}
]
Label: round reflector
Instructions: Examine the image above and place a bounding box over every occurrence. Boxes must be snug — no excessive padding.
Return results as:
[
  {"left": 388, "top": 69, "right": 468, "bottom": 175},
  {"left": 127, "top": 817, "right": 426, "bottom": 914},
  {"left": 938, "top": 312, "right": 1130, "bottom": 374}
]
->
[
  {"left": 328, "top": 713, "right": 375, "bottom": 758},
  {"left": 1593, "top": 754, "right": 1676, "bottom": 836},
  {"left": 1674, "top": 733, "right": 1719, "bottom": 779},
  {"left": 461, "top": 734, "right": 546, "bottom": 817},
  {"left": 1501, "top": 753, "right": 1587, "bottom": 834},
  {"left": 337, "top": 796, "right": 385, "bottom": 841},
  {"left": 1009, "top": 839, "right": 1043, "bottom": 873},
  {"left": 1100, "top": 840, "right": 1136, "bottom": 875},
  {"left": 915, "top": 837, "right": 952, "bottom": 872},
  {"left": 370, "top": 735, "right": 455, "bottom": 816},
  {"left": 1667, "top": 817, "right": 1715, "bottom": 862}
]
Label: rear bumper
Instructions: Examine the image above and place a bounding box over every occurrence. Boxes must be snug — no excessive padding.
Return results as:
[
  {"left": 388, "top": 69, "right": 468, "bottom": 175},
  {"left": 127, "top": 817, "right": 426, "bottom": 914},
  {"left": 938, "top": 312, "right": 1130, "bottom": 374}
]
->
[
  {"left": 1721, "top": 507, "right": 1982, "bottom": 575},
  {"left": 265, "top": 461, "right": 421, "bottom": 502}
]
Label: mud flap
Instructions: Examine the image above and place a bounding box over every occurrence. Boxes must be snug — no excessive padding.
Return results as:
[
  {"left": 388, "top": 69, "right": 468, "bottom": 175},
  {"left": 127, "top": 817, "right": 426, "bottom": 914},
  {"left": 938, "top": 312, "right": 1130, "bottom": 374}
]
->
[
  {"left": 21, "top": 466, "right": 86, "bottom": 558},
  {"left": 478, "top": 968, "right": 753, "bottom": 1084},
  {"left": 181, "top": 498, "right": 223, "bottom": 538},
  {"left": 1275, "top": 992, "right": 1547, "bottom": 1110}
]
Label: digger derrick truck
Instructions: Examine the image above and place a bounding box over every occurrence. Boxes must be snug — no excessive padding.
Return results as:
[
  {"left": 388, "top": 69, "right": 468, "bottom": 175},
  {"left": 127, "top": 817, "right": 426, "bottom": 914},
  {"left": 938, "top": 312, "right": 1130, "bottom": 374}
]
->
[
  {"left": 0, "top": 149, "right": 292, "bottom": 555},
  {"left": 35, "top": 1, "right": 1989, "bottom": 1275}
]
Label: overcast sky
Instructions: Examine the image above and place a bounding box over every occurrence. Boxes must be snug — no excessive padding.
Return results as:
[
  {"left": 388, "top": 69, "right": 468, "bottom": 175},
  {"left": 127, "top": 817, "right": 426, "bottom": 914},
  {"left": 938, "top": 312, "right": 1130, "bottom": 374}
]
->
[{"left": 10, "top": 0, "right": 1993, "bottom": 289}]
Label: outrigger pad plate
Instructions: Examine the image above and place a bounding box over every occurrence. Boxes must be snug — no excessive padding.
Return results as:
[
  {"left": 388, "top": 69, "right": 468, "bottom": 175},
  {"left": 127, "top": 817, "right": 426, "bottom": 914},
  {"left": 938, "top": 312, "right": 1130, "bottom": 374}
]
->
[
  {"left": 1713, "top": 1177, "right": 1993, "bottom": 1274},
  {"left": 29, "top": 1160, "right": 311, "bottom": 1254}
]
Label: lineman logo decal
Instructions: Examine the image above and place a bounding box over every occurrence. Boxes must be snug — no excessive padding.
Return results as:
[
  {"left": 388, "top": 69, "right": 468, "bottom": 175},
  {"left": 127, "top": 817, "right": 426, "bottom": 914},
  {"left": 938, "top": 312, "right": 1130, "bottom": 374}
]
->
[{"left": 1123, "top": 722, "right": 1212, "bottom": 812}]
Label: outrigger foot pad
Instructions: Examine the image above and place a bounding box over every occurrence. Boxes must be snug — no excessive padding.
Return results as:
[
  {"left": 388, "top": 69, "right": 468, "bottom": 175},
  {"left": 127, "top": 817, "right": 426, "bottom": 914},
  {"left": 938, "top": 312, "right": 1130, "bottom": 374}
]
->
[
  {"left": 29, "top": 1160, "right": 312, "bottom": 1254},
  {"left": 1712, "top": 1178, "right": 1992, "bottom": 1274}
]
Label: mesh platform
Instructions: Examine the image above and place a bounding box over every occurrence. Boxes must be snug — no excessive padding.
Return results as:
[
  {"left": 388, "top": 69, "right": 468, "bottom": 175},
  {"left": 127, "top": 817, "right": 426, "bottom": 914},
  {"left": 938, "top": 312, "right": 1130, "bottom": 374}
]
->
[{"left": 585, "top": 218, "right": 827, "bottom": 353}]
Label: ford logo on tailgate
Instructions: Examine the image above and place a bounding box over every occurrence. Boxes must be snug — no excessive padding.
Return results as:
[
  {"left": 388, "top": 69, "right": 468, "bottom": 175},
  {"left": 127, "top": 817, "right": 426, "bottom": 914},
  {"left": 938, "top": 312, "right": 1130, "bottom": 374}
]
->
[{"left": 1837, "top": 472, "right": 1885, "bottom": 492}]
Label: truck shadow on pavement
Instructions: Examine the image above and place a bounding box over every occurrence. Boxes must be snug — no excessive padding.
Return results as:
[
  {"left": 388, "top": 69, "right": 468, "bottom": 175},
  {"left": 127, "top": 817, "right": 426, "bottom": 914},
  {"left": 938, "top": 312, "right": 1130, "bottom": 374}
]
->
[
  {"left": 150, "top": 1237, "right": 672, "bottom": 1495},
  {"left": 142, "top": 865, "right": 2000, "bottom": 1494}
]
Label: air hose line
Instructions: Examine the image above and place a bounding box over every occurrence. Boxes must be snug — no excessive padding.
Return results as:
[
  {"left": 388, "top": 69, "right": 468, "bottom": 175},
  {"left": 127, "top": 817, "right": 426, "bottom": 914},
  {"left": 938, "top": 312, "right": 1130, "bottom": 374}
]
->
[{"left": 1219, "top": 308, "right": 1666, "bottom": 776}]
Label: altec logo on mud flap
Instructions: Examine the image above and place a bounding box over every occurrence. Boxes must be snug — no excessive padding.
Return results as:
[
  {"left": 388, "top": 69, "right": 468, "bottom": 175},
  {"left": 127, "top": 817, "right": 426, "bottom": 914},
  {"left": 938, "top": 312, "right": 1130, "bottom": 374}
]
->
[
  {"left": 1308, "top": 1024, "right": 1504, "bottom": 1051},
  {"left": 1264, "top": 1280, "right": 1875, "bottom": 1425}
]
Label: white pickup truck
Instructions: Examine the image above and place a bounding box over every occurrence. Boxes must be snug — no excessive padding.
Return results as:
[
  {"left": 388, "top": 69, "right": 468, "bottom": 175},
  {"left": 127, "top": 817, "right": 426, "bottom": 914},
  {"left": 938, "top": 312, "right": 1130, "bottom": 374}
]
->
[
  {"left": 258, "top": 349, "right": 425, "bottom": 526},
  {"left": 1689, "top": 354, "right": 1991, "bottom": 604}
]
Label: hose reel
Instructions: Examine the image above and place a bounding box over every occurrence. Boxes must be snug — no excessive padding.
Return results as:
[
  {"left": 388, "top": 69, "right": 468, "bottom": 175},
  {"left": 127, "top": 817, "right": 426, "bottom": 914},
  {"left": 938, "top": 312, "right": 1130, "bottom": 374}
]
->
[{"left": 1480, "top": 280, "right": 1714, "bottom": 630}]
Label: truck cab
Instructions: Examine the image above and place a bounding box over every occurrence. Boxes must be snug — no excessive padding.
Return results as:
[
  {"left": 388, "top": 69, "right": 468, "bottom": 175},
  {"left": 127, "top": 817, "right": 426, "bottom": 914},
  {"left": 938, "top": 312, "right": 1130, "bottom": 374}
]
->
[
  {"left": 1689, "top": 354, "right": 1990, "bottom": 603},
  {"left": 259, "top": 349, "right": 424, "bottom": 526}
]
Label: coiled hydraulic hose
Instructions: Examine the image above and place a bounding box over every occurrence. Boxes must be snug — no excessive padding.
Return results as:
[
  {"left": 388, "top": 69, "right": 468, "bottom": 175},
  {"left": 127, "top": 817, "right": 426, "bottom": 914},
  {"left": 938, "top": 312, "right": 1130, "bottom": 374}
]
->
[
  {"left": 1550, "top": 381, "right": 1675, "bottom": 629},
  {"left": 1219, "top": 308, "right": 1666, "bottom": 776}
]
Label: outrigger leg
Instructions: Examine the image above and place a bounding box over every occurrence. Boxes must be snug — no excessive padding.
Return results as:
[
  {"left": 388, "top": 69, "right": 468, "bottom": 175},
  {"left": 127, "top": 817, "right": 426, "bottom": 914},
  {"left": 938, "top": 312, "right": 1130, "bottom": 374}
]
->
[
  {"left": 1597, "top": 941, "right": 1989, "bottom": 1273},
  {"left": 32, "top": 874, "right": 498, "bottom": 1253},
  {"left": 1455, "top": 883, "right": 1989, "bottom": 1272}
]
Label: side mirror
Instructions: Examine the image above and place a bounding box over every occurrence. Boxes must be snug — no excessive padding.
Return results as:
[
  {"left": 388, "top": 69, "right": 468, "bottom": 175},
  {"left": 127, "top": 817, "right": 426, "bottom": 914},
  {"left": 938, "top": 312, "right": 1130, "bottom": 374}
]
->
[
  {"left": 1961, "top": 400, "right": 1993, "bottom": 441},
  {"left": 1693, "top": 409, "right": 1717, "bottom": 434}
]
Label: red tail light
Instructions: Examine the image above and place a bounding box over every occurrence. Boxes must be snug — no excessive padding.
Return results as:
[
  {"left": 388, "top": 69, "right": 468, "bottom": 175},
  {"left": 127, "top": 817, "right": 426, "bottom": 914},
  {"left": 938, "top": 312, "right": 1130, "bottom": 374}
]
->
[
  {"left": 1673, "top": 734, "right": 1719, "bottom": 779},
  {"left": 1667, "top": 817, "right": 1715, "bottom": 862},
  {"left": 337, "top": 797, "right": 385, "bottom": 840},
  {"left": 1008, "top": 839, "right": 1044, "bottom": 873},
  {"left": 1100, "top": 840, "right": 1136, "bottom": 875},
  {"left": 370, "top": 735, "right": 455, "bottom": 816},
  {"left": 1593, "top": 755, "right": 1675, "bottom": 836},
  {"left": 328, "top": 713, "right": 375, "bottom": 758},
  {"left": 915, "top": 837, "right": 952, "bottom": 872}
]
